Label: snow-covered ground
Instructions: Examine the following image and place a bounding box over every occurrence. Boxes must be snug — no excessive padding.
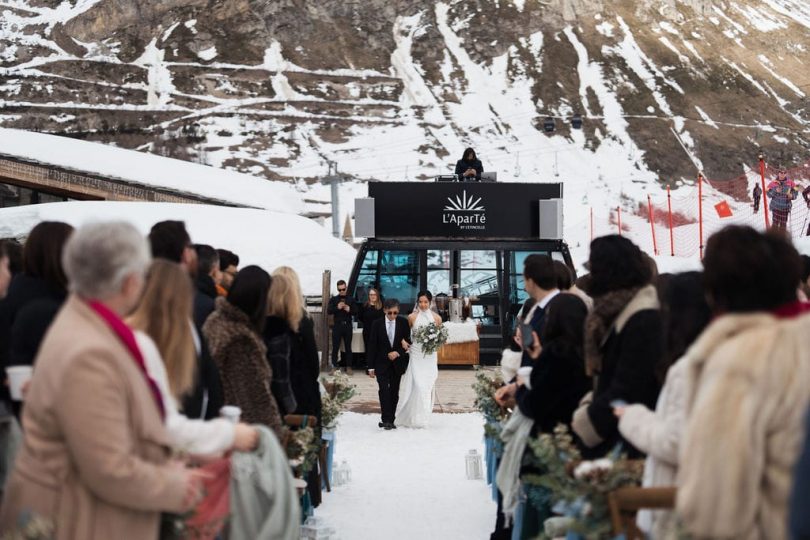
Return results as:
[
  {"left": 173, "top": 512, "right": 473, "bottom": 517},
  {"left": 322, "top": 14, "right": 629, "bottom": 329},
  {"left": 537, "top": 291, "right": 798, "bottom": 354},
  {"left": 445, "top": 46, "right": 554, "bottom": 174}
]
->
[
  {"left": 316, "top": 412, "right": 496, "bottom": 540},
  {"left": 0, "top": 201, "right": 356, "bottom": 294}
]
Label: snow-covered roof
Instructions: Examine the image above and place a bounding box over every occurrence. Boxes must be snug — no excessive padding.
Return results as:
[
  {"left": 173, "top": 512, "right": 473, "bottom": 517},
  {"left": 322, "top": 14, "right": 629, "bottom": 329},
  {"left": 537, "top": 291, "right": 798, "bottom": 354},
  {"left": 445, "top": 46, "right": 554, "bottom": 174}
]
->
[
  {"left": 0, "top": 201, "right": 355, "bottom": 295},
  {"left": 0, "top": 128, "right": 304, "bottom": 214}
]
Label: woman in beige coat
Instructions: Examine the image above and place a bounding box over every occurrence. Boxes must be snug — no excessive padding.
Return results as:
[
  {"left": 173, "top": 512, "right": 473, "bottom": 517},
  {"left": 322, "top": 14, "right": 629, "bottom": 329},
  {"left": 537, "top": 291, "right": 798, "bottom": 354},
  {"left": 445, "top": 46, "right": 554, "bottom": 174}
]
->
[
  {"left": 677, "top": 226, "right": 810, "bottom": 540},
  {"left": 0, "top": 222, "right": 202, "bottom": 540}
]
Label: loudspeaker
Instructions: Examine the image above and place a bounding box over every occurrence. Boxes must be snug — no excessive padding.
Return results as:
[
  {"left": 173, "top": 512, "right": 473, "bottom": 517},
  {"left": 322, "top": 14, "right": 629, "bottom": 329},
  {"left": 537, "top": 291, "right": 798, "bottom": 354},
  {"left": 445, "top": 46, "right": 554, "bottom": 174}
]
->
[
  {"left": 538, "top": 199, "right": 563, "bottom": 240},
  {"left": 355, "top": 198, "right": 375, "bottom": 238}
]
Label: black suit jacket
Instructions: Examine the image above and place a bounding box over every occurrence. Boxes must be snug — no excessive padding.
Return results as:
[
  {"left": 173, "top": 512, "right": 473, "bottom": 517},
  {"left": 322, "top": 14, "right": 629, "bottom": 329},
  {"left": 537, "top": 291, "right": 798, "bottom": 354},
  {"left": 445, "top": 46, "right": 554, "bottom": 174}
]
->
[{"left": 367, "top": 316, "right": 411, "bottom": 375}]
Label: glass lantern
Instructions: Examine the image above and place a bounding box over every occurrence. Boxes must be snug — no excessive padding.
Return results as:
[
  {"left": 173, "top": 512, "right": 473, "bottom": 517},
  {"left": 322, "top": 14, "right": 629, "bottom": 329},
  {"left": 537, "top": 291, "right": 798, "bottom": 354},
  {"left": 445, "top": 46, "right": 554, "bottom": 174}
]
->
[{"left": 466, "top": 449, "right": 483, "bottom": 480}]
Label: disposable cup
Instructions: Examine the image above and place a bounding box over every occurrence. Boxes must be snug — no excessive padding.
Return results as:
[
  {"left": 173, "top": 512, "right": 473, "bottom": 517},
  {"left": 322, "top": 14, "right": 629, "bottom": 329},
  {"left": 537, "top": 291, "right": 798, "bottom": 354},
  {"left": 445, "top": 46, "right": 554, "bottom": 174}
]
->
[
  {"left": 219, "top": 405, "right": 241, "bottom": 423},
  {"left": 7, "top": 366, "right": 33, "bottom": 401}
]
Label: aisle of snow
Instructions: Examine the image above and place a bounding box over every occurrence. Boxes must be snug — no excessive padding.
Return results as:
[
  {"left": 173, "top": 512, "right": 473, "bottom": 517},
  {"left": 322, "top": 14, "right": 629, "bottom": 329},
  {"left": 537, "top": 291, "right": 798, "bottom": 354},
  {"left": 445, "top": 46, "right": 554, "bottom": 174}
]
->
[{"left": 316, "top": 412, "right": 496, "bottom": 540}]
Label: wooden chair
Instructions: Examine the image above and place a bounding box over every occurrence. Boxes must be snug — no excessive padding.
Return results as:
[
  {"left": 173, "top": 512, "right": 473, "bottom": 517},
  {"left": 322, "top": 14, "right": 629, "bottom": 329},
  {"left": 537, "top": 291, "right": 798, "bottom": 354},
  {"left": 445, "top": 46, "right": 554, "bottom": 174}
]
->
[{"left": 607, "top": 486, "right": 677, "bottom": 539}]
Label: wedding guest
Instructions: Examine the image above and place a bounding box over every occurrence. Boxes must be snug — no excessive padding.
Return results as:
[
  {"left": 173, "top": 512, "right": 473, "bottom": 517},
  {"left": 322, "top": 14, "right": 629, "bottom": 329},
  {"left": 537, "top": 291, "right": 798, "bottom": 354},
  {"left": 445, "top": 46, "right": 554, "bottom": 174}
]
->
[
  {"left": 359, "top": 288, "right": 384, "bottom": 362},
  {"left": 517, "top": 293, "right": 591, "bottom": 434},
  {"left": 192, "top": 244, "right": 220, "bottom": 326},
  {"left": 0, "top": 239, "right": 22, "bottom": 277},
  {"left": 129, "top": 260, "right": 258, "bottom": 456},
  {"left": 0, "top": 222, "right": 73, "bottom": 420},
  {"left": 790, "top": 409, "right": 810, "bottom": 539},
  {"left": 0, "top": 222, "right": 203, "bottom": 539},
  {"left": 327, "top": 279, "right": 357, "bottom": 374},
  {"left": 263, "top": 272, "right": 297, "bottom": 416},
  {"left": 572, "top": 235, "right": 663, "bottom": 459},
  {"left": 552, "top": 260, "right": 573, "bottom": 291},
  {"left": 0, "top": 222, "right": 72, "bottom": 368},
  {"left": 149, "top": 221, "right": 223, "bottom": 421},
  {"left": 613, "top": 272, "right": 711, "bottom": 537},
  {"left": 678, "top": 226, "right": 810, "bottom": 539},
  {"left": 267, "top": 266, "right": 323, "bottom": 507},
  {"left": 217, "top": 248, "right": 239, "bottom": 294},
  {"left": 203, "top": 266, "right": 284, "bottom": 439},
  {"left": 269, "top": 267, "right": 322, "bottom": 420}
]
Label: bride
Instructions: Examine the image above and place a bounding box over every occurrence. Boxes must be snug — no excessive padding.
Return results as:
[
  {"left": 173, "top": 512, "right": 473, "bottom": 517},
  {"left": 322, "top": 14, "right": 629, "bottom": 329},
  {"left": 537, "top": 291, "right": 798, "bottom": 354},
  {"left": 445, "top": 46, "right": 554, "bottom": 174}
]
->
[{"left": 396, "top": 290, "right": 442, "bottom": 428}]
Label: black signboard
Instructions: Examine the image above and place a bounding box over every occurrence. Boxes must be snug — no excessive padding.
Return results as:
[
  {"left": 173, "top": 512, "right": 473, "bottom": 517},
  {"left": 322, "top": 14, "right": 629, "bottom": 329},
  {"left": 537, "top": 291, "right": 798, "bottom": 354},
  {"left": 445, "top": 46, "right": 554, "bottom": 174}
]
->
[{"left": 367, "top": 182, "right": 563, "bottom": 239}]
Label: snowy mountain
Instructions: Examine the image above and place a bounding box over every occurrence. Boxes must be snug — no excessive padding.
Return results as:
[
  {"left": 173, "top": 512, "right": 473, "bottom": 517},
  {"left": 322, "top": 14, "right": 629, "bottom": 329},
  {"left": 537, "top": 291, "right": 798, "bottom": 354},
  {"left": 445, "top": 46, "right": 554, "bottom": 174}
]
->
[{"left": 0, "top": 0, "right": 808, "bottom": 254}]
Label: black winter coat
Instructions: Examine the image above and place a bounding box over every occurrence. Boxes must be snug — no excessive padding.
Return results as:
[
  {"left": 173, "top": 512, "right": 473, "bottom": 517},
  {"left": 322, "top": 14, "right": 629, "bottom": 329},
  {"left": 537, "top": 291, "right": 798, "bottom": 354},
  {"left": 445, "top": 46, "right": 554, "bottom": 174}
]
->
[
  {"left": 193, "top": 275, "right": 217, "bottom": 329},
  {"left": 0, "top": 275, "right": 66, "bottom": 416},
  {"left": 359, "top": 304, "right": 384, "bottom": 351},
  {"left": 584, "top": 310, "right": 663, "bottom": 458},
  {"left": 264, "top": 314, "right": 322, "bottom": 420},
  {"left": 454, "top": 158, "right": 483, "bottom": 181},
  {"left": 517, "top": 345, "right": 592, "bottom": 434}
]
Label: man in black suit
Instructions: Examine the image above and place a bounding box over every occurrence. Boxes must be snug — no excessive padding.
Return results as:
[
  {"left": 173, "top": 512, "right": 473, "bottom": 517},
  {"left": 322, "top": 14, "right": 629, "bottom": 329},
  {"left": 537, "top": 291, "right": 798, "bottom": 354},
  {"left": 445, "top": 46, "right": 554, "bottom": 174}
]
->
[{"left": 367, "top": 298, "right": 410, "bottom": 430}]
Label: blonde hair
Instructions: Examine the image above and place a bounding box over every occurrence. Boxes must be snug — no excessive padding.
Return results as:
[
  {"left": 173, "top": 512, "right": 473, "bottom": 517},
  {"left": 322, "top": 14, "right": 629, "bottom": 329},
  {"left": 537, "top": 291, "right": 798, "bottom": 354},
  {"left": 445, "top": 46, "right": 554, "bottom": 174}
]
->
[
  {"left": 365, "top": 287, "right": 382, "bottom": 310},
  {"left": 269, "top": 266, "right": 306, "bottom": 333},
  {"left": 129, "top": 260, "right": 197, "bottom": 401}
]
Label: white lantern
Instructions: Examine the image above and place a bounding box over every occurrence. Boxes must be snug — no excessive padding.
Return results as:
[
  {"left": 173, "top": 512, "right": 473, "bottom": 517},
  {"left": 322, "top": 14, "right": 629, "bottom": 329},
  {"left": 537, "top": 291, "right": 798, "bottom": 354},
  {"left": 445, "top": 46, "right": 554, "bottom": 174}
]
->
[
  {"left": 466, "top": 449, "right": 483, "bottom": 480},
  {"left": 332, "top": 460, "right": 346, "bottom": 487}
]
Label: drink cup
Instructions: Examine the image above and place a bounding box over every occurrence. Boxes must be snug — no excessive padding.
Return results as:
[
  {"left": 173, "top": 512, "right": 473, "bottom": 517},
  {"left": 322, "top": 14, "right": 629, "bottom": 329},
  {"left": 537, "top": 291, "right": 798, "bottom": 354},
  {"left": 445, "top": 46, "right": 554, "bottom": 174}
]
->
[
  {"left": 219, "top": 405, "right": 242, "bottom": 423},
  {"left": 7, "top": 366, "right": 33, "bottom": 401}
]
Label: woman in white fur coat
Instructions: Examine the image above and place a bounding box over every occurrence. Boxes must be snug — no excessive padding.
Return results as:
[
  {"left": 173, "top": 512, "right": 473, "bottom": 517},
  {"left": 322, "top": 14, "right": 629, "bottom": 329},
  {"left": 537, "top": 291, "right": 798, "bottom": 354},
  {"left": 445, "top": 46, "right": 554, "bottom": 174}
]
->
[
  {"left": 614, "top": 272, "right": 711, "bottom": 537},
  {"left": 676, "top": 226, "right": 810, "bottom": 540}
]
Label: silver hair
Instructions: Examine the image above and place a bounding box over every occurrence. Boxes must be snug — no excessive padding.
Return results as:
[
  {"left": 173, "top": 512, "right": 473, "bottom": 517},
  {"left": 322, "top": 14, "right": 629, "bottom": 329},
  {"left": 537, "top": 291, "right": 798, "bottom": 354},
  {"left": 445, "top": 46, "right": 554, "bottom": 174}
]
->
[{"left": 62, "top": 221, "right": 151, "bottom": 299}]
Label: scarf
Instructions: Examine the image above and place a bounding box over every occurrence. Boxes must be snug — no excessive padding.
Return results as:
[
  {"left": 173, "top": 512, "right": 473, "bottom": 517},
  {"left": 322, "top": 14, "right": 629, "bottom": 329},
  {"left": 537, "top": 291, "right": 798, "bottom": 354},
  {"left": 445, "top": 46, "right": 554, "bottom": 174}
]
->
[
  {"left": 87, "top": 300, "right": 165, "bottom": 420},
  {"left": 584, "top": 287, "right": 642, "bottom": 376},
  {"left": 495, "top": 408, "right": 534, "bottom": 527}
]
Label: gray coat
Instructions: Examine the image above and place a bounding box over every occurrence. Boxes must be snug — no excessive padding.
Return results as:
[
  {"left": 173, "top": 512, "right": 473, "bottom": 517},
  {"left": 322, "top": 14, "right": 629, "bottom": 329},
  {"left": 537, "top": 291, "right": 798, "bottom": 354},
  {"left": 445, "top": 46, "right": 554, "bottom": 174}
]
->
[{"left": 229, "top": 425, "right": 300, "bottom": 540}]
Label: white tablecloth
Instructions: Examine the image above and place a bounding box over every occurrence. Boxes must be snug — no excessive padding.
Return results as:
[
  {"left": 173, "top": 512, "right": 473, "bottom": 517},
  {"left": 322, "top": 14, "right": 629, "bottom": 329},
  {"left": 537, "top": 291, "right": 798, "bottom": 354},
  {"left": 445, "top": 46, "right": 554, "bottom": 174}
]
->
[
  {"left": 443, "top": 321, "right": 479, "bottom": 344},
  {"left": 339, "top": 328, "right": 365, "bottom": 353}
]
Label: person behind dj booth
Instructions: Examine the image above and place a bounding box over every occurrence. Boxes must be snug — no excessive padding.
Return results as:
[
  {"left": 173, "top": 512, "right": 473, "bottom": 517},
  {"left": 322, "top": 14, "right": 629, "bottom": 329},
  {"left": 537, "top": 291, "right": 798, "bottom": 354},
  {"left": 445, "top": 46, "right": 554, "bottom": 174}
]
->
[{"left": 454, "top": 147, "right": 483, "bottom": 182}]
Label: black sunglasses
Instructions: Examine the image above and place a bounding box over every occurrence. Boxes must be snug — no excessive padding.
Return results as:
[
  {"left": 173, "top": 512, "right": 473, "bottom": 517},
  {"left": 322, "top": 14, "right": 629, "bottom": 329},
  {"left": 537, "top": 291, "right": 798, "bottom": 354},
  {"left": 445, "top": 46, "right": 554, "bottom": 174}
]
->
[
  {"left": 338, "top": 287, "right": 347, "bottom": 292},
  {"left": 386, "top": 310, "right": 399, "bottom": 315}
]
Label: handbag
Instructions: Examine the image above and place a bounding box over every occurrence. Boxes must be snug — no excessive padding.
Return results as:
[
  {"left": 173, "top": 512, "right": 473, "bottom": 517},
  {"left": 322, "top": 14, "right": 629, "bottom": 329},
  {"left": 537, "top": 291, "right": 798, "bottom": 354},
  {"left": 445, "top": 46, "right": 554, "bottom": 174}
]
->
[{"left": 160, "top": 458, "right": 230, "bottom": 540}]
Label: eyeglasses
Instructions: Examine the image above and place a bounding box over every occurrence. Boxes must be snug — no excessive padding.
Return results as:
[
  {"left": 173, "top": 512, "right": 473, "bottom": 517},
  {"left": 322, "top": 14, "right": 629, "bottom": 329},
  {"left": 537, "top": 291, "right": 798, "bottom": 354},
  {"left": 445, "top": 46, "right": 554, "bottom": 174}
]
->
[
  {"left": 386, "top": 311, "right": 399, "bottom": 315},
  {"left": 338, "top": 287, "right": 347, "bottom": 292}
]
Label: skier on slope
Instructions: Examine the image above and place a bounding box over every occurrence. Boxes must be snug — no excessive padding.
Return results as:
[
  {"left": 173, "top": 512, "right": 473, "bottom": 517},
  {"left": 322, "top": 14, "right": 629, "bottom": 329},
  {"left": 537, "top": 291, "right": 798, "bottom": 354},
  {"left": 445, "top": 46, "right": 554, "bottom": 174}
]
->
[
  {"left": 766, "top": 168, "right": 798, "bottom": 231},
  {"left": 753, "top": 183, "right": 762, "bottom": 214}
]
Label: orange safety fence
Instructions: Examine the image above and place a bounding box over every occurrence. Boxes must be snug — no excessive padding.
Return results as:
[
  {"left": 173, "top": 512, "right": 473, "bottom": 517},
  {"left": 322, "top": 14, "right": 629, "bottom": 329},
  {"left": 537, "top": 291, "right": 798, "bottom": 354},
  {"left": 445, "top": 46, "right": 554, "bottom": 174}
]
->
[{"left": 588, "top": 157, "right": 810, "bottom": 260}]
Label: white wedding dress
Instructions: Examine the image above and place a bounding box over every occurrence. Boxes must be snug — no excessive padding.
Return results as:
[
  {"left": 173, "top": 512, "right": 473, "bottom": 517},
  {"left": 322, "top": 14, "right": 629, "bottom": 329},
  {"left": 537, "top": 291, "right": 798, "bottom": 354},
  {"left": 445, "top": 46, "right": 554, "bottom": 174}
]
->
[{"left": 396, "top": 309, "right": 439, "bottom": 428}]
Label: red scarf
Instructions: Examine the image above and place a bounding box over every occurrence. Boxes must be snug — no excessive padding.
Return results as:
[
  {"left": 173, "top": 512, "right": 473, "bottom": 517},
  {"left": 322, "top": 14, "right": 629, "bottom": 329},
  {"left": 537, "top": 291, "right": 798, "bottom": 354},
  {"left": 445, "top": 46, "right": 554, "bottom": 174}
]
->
[
  {"left": 87, "top": 300, "right": 165, "bottom": 420},
  {"left": 773, "top": 301, "right": 810, "bottom": 320}
]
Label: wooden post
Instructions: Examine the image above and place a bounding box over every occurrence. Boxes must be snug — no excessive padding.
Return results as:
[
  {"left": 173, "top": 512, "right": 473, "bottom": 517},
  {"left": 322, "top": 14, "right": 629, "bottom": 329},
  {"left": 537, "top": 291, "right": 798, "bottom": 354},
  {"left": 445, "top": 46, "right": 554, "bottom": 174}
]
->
[
  {"left": 320, "top": 269, "right": 332, "bottom": 372},
  {"left": 698, "top": 174, "right": 704, "bottom": 260},
  {"left": 667, "top": 185, "right": 675, "bottom": 256},
  {"left": 647, "top": 194, "right": 658, "bottom": 255},
  {"left": 759, "top": 154, "right": 770, "bottom": 229},
  {"left": 617, "top": 207, "right": 622, "bottom": 236}
]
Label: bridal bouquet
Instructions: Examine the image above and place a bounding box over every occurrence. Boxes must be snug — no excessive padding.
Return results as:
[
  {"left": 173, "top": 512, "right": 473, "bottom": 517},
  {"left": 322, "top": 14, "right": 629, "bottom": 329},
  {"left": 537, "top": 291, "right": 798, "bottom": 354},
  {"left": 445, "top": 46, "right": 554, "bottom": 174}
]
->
[{"left": 412, "top": 322, "right": 449, "bottom": 355}]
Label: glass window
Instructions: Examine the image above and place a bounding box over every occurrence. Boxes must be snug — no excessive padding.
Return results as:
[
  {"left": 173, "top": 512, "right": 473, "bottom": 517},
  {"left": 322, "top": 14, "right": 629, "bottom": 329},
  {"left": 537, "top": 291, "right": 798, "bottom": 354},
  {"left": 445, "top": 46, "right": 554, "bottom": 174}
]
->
[
  {"left": 460, "top": 250, "right": 498, "bottom": 298},
  {"left": 379, "top": 250, "right": 419, "bottom": 304},
  {"left": 509, "top": 250, "right": 550, "bottom": 305},
  {"left": 355, "top": 250, "right": 380, "bottom": 303},
  {"left": 427, "top": 249, "right": 451, "bottom": 297}
]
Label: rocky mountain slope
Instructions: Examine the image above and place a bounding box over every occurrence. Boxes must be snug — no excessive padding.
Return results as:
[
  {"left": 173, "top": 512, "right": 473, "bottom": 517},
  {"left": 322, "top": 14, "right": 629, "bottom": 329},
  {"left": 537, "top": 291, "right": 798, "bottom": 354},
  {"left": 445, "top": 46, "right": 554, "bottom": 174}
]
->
[{"left": 0, "top": 0, "right": 808, "bottom": 224}]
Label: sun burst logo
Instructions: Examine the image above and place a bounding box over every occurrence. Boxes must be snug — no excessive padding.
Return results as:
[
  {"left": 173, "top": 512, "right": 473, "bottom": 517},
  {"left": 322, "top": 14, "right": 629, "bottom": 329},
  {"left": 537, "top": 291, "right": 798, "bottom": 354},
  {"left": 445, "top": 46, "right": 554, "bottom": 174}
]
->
[{"left": 444, "top": 191, "right": 485, "bottom": 212}]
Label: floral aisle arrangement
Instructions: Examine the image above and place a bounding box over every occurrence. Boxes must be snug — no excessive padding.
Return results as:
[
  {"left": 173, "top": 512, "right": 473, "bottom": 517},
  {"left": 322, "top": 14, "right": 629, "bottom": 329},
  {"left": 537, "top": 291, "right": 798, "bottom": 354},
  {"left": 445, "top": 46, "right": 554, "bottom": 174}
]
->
[
  {"left": 411, "top": 322, "right": 449, "bottom": 355},
  {"left": 320, "top": 370, "right": 356, "bottom": 431},
  {"left": 524, "top": 425, "right": 644, "bottom": 539},
  {"left": 472, "top": 367, "right": 510, "bottom": 439},
  {"left": 472, "top": 367, "right": 512, "bottom": 501}
]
